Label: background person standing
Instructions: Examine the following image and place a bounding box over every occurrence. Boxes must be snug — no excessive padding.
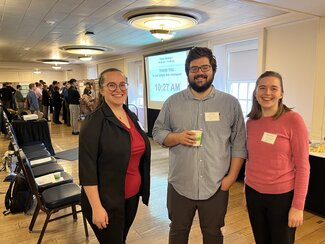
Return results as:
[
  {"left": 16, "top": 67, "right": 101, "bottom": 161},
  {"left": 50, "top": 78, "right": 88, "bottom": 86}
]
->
[
  {"left": 15, "top": 85, "right": 25, "bottom": 115},
  {"left": 67, "top": 78, "right": 80, "bottom": 135},
  {"left": 26, "top": 83, "right": 39, "bottom": 114}
]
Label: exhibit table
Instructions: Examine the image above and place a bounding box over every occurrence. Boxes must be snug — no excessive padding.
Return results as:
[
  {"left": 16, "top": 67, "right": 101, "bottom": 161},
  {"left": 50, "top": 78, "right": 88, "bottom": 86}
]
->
[
  {"left": 305, "top": 152, "right": 325, "bottom": 217},
  {"left": 11, "top": 119, "right": 55, "bottom": 155}
]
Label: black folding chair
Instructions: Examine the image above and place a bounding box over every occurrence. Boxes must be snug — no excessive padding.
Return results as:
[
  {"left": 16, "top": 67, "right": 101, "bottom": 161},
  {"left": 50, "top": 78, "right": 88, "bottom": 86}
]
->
[
  {"left": 16, "top": 149, "right": 89, "bottom": 244},
  {"left": 5, "top": 124, "right": 65, "bottom": 177}
]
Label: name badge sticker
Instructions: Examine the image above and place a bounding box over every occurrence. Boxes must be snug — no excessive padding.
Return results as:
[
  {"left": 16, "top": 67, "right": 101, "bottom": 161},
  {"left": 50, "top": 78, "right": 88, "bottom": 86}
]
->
[
  {"left": 261, "top": 132, "right": 277, "bottom": 144},
  {"left": 205, "top": 112, "right": 220, "bottom": 122}
]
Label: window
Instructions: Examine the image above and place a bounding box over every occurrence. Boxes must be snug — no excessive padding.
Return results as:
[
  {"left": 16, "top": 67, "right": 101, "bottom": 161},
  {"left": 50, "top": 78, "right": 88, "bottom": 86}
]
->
[
  {"left": 214, "top": 39, "right": 258, "bottom": 117},
  {"left": 127, "top": 60, "right": 146, "bottom": 130}
]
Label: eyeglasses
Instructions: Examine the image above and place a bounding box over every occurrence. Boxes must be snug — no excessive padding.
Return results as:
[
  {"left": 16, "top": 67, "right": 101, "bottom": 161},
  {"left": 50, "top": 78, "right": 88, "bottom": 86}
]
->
[
  {"left": 189, "top": 65, "right": 211, "bottom": 73},
  {"left": 103, "top": 82, "right": 128, "bottom": 91}
]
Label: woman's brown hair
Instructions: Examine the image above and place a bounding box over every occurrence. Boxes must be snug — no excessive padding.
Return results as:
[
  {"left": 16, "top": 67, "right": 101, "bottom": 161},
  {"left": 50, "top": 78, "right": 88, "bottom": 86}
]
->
[{"left": 247, "top": 71, "right": 292, "bottom": 120}]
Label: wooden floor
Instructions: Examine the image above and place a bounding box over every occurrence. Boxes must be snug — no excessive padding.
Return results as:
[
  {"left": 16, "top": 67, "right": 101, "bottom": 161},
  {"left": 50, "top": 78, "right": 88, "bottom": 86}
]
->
[{"left": 0, "top": 121, "right": 325, "bottom": 244}]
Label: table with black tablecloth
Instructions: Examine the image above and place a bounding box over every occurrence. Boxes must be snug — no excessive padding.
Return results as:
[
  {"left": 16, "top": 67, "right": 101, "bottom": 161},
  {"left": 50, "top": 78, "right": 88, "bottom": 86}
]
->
[
  {"left": 305, "top": 153, "right": 325, "bottom": 217},
  {"left": 11, "top": 119, "right": 55, "bottom": 155}
]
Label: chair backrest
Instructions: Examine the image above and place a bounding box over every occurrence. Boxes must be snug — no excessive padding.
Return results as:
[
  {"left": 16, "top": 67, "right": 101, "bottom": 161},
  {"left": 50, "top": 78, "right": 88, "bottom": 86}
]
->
[
  {"left": 16, "top": 149, "right": 41, "bottom": 203},
  {"left": 2, "top": 108, "right": 9, "bottom": 122},
  {"left": 6, "top": 123, "right": 19, "bottom": 145}
]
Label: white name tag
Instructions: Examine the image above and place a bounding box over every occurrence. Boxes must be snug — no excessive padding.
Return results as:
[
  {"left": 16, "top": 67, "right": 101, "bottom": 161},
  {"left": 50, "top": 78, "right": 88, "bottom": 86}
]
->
[
  {"left": 261, "top": 132, "right": 277, "bottom": 144},
  {"left": 205, "top": 112, "right": 220, "bottom": 121}
]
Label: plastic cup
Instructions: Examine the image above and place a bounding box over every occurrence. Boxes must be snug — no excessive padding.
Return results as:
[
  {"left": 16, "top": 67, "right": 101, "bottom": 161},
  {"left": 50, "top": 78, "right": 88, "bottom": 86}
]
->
[
  {"left": 54, "top": 172, "right": 61, "bottom": 180},
  {"left": 191, "top": 130, "right": 203, "bottom": 146}
]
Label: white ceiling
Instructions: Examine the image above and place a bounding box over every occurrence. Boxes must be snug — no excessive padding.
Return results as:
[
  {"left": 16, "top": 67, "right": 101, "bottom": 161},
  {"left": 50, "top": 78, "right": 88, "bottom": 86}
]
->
[{"left": 0, "top": 0, "right": 324, "bottom": 68}]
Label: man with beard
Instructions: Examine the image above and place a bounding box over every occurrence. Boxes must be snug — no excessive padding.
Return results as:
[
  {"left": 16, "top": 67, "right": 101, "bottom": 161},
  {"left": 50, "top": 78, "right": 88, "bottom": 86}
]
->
[{"left": 152, "top": 47, "right": 247, "bottom": 244}]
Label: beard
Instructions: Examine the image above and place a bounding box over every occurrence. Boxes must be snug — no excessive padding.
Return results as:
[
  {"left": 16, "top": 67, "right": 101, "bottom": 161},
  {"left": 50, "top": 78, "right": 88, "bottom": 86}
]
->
[{"left": 188, "top": 74, "right": 213, "bottom": 93}]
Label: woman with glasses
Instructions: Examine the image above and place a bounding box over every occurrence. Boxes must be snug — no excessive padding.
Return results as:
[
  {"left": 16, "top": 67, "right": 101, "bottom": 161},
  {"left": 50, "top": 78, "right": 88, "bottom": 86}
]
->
[
  {"left": 244, "top": 71, "right": 310, "bottom": 244},
  {"left": 79, "top": 68, "right": 151, "bottom": 243}
]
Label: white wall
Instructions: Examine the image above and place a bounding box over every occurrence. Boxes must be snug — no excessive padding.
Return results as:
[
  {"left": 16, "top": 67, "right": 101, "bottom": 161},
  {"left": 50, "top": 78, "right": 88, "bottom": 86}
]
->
[
  {"left": 65, "top": 65, "right": 87, "bottom": 81},
  {"left": 264, "top": 19, "right": 318, "bottom": 131},
  {"left": 311, "top": 17, "right": 325, "bottom": 140},
  {"left": 0, "top": 63, "right": 87, "bottom": 84},
  {"left": 0, "top": 69, "right": 66, "bottom": 83},
  {"left": 97, "top": 59, "right": 125, "bottom": 74}
]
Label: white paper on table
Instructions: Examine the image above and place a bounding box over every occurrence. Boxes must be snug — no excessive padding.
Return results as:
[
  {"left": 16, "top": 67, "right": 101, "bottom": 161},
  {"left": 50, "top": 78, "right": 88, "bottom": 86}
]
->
[
  {"left": 35, "top": 173, "right": 64, "bottom": 185},
  {"left": 30, "top": 157, "right": 53, "bottom": 166},
  {"left": 309, "top": 152, "right": 325, "bottom": 158}
]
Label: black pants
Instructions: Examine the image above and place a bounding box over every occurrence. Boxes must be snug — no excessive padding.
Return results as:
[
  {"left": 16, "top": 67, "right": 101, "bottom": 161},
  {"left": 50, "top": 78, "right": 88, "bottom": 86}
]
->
[
  {"left": 88, "top": 194, "right": 139, "bottom": 244},
  {"left": 52, "top": 106, "right": 61, "bottom": 123},
  {"left": 167, "top": 184, "right": 229, "bottom": 244},
  {"left": 245, "top": 184, "right": 296, "bottom": 244}
]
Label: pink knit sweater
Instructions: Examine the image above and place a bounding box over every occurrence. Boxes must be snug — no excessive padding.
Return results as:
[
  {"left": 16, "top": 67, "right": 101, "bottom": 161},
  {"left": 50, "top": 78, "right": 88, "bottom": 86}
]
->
[{"left": 245, "top": 111, "right": 310, "bottom": 210}]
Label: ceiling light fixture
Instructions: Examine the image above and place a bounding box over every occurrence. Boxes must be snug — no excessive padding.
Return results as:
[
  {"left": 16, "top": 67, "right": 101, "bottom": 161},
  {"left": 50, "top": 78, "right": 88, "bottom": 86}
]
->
[
  {"left": 60, "top": 45, "right": 108, "bottom": 55},
  {"left": 79, "top": 55, "right": 93, "bottom": 61},
  {"left": 52, "top": 65, "right": 62, "bottom": 70},
  {"left": 125, "top": 9, "right": 198, "bottom": 41},
  {"left": 38, "top": 59, "right": 69, "bottom": 65},
  {"left": 128, "top": 13, "right": 198, "bottom": 30},
  {"left": 33, "top": 69, "right": 41, "bottom": 74},
  {"left": 150, "top": 29, "right": 174, "bottom": 41},
  {"left": 45, "top": 20, "right": 56, "bottom": 25}
]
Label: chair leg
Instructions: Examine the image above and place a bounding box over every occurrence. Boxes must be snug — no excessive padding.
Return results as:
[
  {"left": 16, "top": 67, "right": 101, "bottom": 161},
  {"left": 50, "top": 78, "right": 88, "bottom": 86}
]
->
[
  {"left": 71, "top": 205, "right": 77, "bottom": 220},
  {"left": 29, "top": 204, "right": 40, "bottom": 231},
  {"left": 37, "top": 213, "right": 51, "bottom": 244},
  {"left": 82, "top": 213, "right": 89, "bottom": 238}
]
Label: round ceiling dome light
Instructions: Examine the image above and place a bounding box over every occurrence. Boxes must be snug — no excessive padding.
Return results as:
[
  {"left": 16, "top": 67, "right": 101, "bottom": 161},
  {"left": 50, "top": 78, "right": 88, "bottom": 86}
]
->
[
  {"left": 60, "top": 45, "right": 109, "bottom": 55},
  {"left": 38, "top": 59, "right": 69, "bottom": 65},
  {"left": 128, "top": 12, "right": 198, "bottom": 30}
]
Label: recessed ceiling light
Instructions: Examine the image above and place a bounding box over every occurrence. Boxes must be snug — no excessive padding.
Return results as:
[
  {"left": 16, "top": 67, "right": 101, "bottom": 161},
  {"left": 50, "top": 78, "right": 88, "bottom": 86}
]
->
[
  {"left": 60, "top": 45, "right": 109, "bottom": 55},
  {"left": 45, "top": 20, "right": 56, "bottom": 25}
]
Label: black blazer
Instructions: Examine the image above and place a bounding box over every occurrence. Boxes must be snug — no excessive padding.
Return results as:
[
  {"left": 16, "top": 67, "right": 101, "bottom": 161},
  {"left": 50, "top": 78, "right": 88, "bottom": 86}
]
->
[{"left": 78, "top": 101, "right": 151, "bottom": 220}]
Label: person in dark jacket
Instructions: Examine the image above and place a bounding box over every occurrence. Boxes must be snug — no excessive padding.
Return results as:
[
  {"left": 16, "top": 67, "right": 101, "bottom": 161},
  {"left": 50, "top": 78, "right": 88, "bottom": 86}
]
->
[
  {"left": 0, "top": 82, "right": 15, "bottom": 109},
  {"left": 41, "top": 84, "right": 50, "bottom": 121},
  {"left": 79, "top": 68, "right": 151, "bottom": 244},
  {"left": 52, "top": 85, "right": 62, "bottom": 124},
  {"left": 15, "top": 85, "right": 25, "bottom": 115}
]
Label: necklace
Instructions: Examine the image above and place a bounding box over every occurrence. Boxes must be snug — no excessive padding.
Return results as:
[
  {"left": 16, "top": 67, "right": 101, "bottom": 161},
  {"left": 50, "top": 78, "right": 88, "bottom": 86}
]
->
[{"left": 114, "top": 110, "right": 126, "bottom": 120}]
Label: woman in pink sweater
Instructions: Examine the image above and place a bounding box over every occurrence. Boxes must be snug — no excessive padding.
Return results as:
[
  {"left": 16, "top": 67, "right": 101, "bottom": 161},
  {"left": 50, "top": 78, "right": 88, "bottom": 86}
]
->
[{"left": 244, "top": 71, "right": 310, "bottom": 244}]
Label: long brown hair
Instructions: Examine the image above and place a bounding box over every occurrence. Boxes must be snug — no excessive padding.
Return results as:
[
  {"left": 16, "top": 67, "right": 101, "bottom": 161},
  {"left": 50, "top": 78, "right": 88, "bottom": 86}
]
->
[{"left": 247, "top": 71, "right": 292, "bottom": 120}]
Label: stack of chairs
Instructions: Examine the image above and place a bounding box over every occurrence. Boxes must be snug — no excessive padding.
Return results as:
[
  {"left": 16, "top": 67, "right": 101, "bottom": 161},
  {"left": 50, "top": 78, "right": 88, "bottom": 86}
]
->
[
  {"left": 14, "top": 146, "right": 89, "bottom": 244},
  {"left": 2, "top": 110, "right": 89, "bottom": 243}
]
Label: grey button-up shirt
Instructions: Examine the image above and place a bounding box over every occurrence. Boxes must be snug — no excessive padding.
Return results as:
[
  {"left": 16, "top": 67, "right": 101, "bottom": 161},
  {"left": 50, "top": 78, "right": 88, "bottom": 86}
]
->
[{"left": 152, "top": 86, "right": 247, "bottom": 200}]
